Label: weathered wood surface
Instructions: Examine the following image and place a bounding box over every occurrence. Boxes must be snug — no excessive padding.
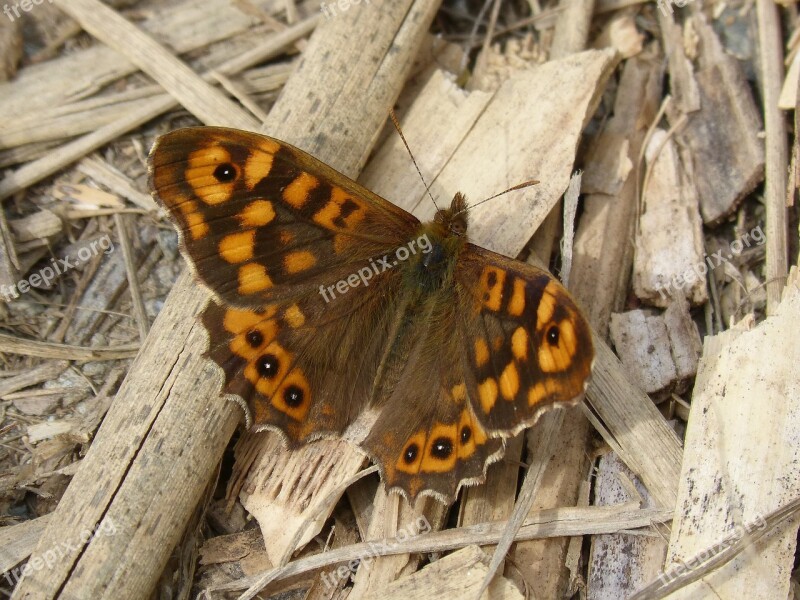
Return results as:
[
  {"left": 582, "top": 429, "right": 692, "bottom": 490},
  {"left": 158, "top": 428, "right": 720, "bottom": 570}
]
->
[
  {"left": 662, "top": 270, "right": 800, "bottom": 599},
  {"left": 10, "top": 0, "right": 436, "bottom": 597}
]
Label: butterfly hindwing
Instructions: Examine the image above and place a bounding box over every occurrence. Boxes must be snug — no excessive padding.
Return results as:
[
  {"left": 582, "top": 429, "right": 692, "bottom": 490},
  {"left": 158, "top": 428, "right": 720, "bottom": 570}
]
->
[{"left": 360, "top": 285, "right": 505, "bottom": 502}]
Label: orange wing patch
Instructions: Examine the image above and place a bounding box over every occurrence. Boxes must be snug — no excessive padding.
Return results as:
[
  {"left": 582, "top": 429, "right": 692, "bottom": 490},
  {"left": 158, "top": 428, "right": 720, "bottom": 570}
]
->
[
  {"left": 240, "top": 200, "right": 276, "bottom": 227},
  {"left": 219, "top": 231, "right": 255, "bottom": 264},
  {"left": 238, "top": 263, "right": 273, "bottom": 294},
  {"left": 283, "top": 172, "right": 319, "bottom": 209},
  {"left": 186, "top": 145, "right": 237, "bottom": 206}
]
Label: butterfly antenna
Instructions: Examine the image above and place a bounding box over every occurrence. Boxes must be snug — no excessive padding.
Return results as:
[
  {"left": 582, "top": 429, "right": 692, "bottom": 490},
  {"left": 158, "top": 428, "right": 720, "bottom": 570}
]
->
[
  {"left": 454, "top": 179, "right": 540, "bottom": 217},
  {"left": 389, "top": 108, "right": 439, "bottom": 211}
]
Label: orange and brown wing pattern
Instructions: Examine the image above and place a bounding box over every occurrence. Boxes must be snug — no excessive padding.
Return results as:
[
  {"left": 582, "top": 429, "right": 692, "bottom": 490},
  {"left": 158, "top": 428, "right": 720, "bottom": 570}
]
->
[
  {"left": 455, "top": 245, "right": 594, "bottom": 436},
  {"left": 149, "top": 126, "right": 419, "bottom": 308},
  {"left": 360, "top": 291, "right": 505, "bottom": 503},
  {"left": 201, "top": 269, "right": 405, "bottom": 443},
  {"left": 149, "top": 126, "right": 418, "bottom": 445}
]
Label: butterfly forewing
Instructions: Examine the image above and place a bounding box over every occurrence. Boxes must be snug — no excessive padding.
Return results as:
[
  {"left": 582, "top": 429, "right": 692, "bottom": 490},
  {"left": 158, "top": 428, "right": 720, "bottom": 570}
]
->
[{"left": 150, "top": 127, "right": 419, "bottom": 307}]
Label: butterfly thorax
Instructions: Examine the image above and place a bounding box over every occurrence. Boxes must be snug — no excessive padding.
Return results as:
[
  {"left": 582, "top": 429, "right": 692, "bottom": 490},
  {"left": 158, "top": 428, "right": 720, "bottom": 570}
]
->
[{"left": 408, "top": 193, "right": 469, "bottom": 293}]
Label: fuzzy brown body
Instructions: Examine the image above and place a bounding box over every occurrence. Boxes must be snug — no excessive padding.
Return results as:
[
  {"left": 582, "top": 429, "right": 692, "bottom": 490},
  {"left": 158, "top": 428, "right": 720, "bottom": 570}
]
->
[{"left": 149, "top": 126, "right": 594, "bottom": 503}]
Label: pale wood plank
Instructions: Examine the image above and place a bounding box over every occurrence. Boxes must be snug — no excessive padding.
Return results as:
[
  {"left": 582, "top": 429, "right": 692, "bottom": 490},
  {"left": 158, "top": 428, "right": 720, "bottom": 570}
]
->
[{"left": 661, "top": 269, "right": 800, "bottom": 599}]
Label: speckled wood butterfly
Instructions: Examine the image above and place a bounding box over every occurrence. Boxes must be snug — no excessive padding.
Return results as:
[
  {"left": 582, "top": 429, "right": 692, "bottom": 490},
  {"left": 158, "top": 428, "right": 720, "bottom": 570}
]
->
[{"left": 149, "top": 126, "right": 594, "bottom": 503}]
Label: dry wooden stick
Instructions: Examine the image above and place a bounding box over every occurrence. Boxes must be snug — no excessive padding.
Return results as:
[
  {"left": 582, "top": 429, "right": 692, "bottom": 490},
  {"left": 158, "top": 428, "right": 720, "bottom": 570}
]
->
[
  {"left": 0, "top": 16, "right": 318, "bottom": 201},
  {"left": 0, "top": 334, "right": 138, "bottom": 361},
  {"left": 54, "top": 0, "right": 257, "bottom": 129},
  {"left": 112, "top": 213, "right": 148, "bottom": 342},
  {"left": 756, "top": 0, "right": 790, "bottom": 314},
  {"left": 212, "top": 504, "right": 673, "bottom": 595}
]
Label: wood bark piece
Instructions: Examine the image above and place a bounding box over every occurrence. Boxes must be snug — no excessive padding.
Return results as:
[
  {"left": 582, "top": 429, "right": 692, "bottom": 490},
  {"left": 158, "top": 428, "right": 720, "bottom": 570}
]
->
[
  {"left": 9, "top": 2, "right": 433, "bottom": 599},
  {"left": 656, "top": 11, "right": 700, "bottom": 114},
  {"left": 413, "top": 50, "right": 618, "bottom": 254},
  {"left": 633, "top": 128, "right": 706, "bottom": 307},
  {"left": 664, "top": 269, "right": 800, "bottom": 599},
  {"left": 0, "top": 516, "right": 51, "bottom": 577},
  {"left": 588, "top": 452, "right": 667, "bottom": 599},
  {"left": 609, "top": 300, "right": 701, "bottom": 397},
  {"left": 573, "top": 52, "right": 663, "bottom": 339},
  {"left": 672, "top": 15, "right": 765, "bottom": 225},
  {"left": 382, "top": 545, "right": 523, "bottom": 600}
]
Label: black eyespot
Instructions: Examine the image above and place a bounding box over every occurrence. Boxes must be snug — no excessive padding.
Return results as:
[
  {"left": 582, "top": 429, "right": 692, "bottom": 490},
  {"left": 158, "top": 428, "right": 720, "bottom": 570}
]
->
[
  {"left": 256, "top": 354, "right": 279, "bottom": 379},
  {"left": 246, "top": 330, "right": 264, "bottom": 348},
  {"left": 431, "top": 437, "right": 453, "bottom": 460},
  {"left": 486, "top": 271, "right": 497, "bottom": 288},
  {"left": 283, "top": 385, "right": 304, "bottom": 408},
  {"left": 547, "top": 325, "right": 560, "bottom": 346},
  {"left": 213, "top": 163, "right": 237, "bottom": 182},
  {"left": 460, "top": 426, "right": 472, "bottom": 443},
  {"left": 403, "top": 443, "right": 419, "bottom": 464}
]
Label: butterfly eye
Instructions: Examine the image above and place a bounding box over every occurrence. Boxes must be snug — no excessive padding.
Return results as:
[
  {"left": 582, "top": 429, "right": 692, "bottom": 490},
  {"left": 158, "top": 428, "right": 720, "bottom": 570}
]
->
[
  {"left": 403, "top": 443, "right": 419, "bottom": 464},
  {"left": 213, "top": 163, "right": 238, "bottom": 182},
  {"left": 546, "top": 325, "right": 560, "bottom": 346},
  {"left": 431, "top": 437, "right": 454, "bottom": 459},
  {"left": 256, "top": 354, "right": 279, "bottom": 378},
  {"left": 283, "top": 385, "right": 304, "bottom": 408},
  {"left": 460, "top": 425, "right": 472, "bottom": 443}
]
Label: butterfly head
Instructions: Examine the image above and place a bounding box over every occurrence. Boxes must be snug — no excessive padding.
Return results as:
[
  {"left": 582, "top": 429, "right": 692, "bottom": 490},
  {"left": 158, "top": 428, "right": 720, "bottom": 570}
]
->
[{"left": 433, "top": 192, "right": 469, "bottom": 238}]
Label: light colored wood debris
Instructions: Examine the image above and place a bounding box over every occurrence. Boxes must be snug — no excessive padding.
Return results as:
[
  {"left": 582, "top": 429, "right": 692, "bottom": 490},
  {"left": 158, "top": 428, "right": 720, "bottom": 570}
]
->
[{"left": 665, "top": 269, "right": 800, "bottom": 599}]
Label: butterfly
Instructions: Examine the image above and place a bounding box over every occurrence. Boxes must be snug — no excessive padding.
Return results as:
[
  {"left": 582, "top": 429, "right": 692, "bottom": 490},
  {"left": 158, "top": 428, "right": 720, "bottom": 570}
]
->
[{"left": 149, "top": 126, "right": 594, "bottom": 503}]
